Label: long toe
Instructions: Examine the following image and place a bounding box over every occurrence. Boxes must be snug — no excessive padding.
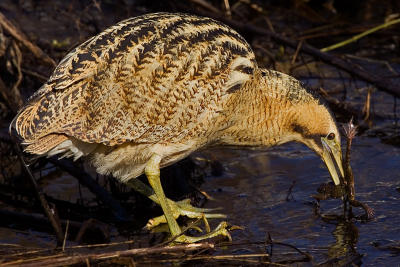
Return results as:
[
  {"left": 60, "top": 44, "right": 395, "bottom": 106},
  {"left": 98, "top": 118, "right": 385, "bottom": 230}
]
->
[
  {"left": 146, "top": 199, "right": 227, "bottom": 230},
  {"left": 173, "top": 221, "right": 232, "bottom": 243},
  {"left": 175, "top": 198, "right": 223, "bottom": 213}
]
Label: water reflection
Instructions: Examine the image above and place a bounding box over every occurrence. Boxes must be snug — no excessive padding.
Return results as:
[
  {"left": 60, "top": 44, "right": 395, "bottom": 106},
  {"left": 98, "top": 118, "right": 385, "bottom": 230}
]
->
[{"left": 328, "top": 221, "right": 360, "bottom": 263}]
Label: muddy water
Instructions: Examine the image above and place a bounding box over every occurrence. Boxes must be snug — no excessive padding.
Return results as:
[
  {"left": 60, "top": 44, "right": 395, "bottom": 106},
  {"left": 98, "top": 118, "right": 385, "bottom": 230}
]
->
[{"left": 199, "top": 136, "right": 400, "bottom": 265}]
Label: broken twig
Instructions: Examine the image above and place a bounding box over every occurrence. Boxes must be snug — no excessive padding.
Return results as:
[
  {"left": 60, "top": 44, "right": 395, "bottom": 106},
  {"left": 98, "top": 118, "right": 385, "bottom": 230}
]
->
[
  {"left": 0, "top": 11, "right": 56, "bottom": 67},
  {"left": 1, "top": 242, "right": 214, "bottom": 267},
  {"left": 11, "top": 140, "right": 64, "bottom": 245},
  {"left": 49, "top": 158, "right": 130, "bottom": 222}
]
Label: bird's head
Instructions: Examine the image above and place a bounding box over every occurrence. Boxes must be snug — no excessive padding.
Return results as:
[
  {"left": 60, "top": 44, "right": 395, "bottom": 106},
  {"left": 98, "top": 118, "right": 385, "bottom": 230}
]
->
[
  {"left": 290, "top": 101, "right": 344, "bottom": 185},
  {"left": 254, "top": 69, "right": 344, "bottom": 185}
]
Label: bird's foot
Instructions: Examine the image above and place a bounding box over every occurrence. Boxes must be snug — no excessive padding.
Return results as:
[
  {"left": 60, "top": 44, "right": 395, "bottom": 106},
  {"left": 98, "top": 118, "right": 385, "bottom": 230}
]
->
[
  {"left": 172, "top": 221, "right": 232, "bottom": 244},
  {"left": 146, "top": 198, "right": 226, "bottom": 230}
]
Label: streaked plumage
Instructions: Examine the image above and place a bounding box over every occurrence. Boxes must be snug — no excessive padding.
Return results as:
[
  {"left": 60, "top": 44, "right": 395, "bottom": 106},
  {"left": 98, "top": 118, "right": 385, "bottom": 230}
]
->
[{"left": 10, "top": 13, "right": 344, "bottom": 242}]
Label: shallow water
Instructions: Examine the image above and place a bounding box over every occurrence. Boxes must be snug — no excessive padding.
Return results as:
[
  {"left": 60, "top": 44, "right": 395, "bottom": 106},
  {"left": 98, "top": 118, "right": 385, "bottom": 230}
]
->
[
  {"left": 1, "top": 137, "right": 398, "bottom": 265},
  {"left": 199, "top": 136, "right": 400, "bottom": 265}
]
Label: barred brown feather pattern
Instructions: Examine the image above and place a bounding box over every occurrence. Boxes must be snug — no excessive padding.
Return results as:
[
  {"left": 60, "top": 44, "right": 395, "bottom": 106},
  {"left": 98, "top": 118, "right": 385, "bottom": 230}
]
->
[
  {"left": 11, "top": 13, "right": 340, "bottom": 183},
  {"left": 13, "top": 13, "right": 257, "bottom": 149}
]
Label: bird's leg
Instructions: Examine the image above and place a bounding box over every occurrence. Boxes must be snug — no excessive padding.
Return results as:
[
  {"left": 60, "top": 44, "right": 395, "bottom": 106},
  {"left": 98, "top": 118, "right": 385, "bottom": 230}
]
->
[
  {"left": 127, "top": 168, "right": 226, "bottom": 230},
  {"left": 145, "top": 154, "right": 181, "bottom": 236},
  {"left": 144, "top": 154, "right": 231, "bottom": 243}
]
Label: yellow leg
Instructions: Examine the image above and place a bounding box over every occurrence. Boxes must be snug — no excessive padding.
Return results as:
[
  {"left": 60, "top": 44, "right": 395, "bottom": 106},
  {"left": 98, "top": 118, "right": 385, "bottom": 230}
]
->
[
  {"left": 144, "top": 154, "right": 231, "bottom": 243},
  {"left": 127, "top": 167, "right": 226, "bottom": 230},
  {"left": 145, "top": 154, "right": 181, "bottom": 236}
]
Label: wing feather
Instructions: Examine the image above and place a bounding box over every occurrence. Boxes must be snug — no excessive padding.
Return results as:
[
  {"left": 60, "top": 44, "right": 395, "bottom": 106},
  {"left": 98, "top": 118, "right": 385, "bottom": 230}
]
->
[{"left": 13, "top": 13, "right": 258, "bottom": 150}]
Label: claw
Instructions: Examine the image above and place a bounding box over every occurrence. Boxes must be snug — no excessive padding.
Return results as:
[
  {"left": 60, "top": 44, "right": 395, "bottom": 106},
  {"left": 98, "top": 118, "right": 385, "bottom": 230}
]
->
[
  {"left": 229, "top": 225, "right": 245, "bottom": 231},
  {"left": 143, "top": 155, "right": 229, "bottom": 244},
  {"left": 202, "top": 214, "right": 211, "bottom": 233},
  {"left": 188, "top": 225, "right": 203, "bottom": 233}
]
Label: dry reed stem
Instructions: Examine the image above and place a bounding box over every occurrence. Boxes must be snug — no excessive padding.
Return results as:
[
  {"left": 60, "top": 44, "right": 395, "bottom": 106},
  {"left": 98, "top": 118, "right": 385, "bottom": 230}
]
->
[
  {"left": 362, "top": 88, "right": 372, "bottom": 121},
  {"left": 11, "top": 141, "right": 65, "bottom": 245},
  {"left": 8, "top": 41, "right": 23, "bottom": 110},
  {"left": 188, "top": 0, "right": 220, "bottom": 14},
  {"left": 204, "top": 12, "right": 400, "bottom": 97},
  {"left": 321, "top": 17, "right": 400, "bottom": 52},
  {"left": 224, "top": 0, "right": 232, "bottom": 17},
  {"left": 140, "top": 253, "right": 280, "bottom": 265},
  {"left": 1, "top": 242, "right": 214, "bottom": 267},
  {"left": 0, "top": 11, "right": 56, "bottom": 67}
]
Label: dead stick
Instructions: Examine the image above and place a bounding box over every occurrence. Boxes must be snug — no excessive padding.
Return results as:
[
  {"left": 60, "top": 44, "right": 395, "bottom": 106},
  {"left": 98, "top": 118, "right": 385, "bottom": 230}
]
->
[
  {"left": 319, "top": 88, "right": 388, "bottom": 120},
  {"left": 0, "top": 77, "right": 13, "bottom": 112},
  {"left": 2, "top": 243, "right": 214, "bottom": 267},
  {"left": 21, "top": 68, "right": 48, "bottom": 82},
  {"left": 0, "top": 12, "right": 56, "bottom": 67},
  {"left": 0, "top": 209, "right": 82, "bottom": 234},
  {"left": 3, "top": 124, "right": 121, "bottom": 224},
  {"left": 48, "top": 158, "right": 130, "bottom": 222},
  {"left": 152, "top": 253, "right": 272, "bottom": 264},
  {"left": 250, "top": 25, "right": 400, "bottom": 98},
  {"left": 188, "top": 0, "right": 221, "bottom": 14},
  {"left": 11, "top": 140, "right": 64, "bottom": 245},
  {"left": 9, "top": 41, "right": 24, "bottom": 110}
]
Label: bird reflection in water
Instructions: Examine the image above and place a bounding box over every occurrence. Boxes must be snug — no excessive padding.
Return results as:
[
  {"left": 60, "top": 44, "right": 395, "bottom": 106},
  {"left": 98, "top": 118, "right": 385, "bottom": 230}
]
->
[{"left": 325, "top": 221, "right": 363, "bottom": 266}]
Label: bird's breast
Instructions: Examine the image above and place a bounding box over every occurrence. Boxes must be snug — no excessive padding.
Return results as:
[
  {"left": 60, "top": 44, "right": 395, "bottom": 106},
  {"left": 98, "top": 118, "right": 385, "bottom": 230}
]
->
[{"left": 89, "top": 139, "right": 207, "bottom": 182}]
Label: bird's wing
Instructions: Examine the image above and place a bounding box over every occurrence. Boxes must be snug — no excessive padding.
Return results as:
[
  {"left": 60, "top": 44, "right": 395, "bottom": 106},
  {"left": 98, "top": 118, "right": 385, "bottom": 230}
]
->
[{"left": 13, "top": 13, "right": 257, "bottom": 147}]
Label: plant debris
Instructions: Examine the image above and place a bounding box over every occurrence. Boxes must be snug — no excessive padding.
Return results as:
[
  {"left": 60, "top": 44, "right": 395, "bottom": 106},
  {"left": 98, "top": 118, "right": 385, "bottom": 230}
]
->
[{"left": 313, "top": 119, "right": 374, "bottom": 221}]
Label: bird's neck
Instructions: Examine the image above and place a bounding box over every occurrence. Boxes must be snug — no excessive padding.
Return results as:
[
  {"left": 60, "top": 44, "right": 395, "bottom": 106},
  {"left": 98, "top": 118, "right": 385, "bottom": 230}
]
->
[{"left": 218, "top": 69, "right": 299, "bottom": 147}]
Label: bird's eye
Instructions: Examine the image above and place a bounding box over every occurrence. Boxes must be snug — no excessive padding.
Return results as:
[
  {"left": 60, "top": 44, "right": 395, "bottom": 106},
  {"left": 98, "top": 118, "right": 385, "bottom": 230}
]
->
[{"left": 327, "top": 133, "right": 335, "bottom": 140}]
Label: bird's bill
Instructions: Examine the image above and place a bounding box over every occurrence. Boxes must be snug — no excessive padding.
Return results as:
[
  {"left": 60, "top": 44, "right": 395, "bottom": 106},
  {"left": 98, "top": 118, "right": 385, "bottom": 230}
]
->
[{"left": 321, "top": 137, "right": 345, "bottom": 185}]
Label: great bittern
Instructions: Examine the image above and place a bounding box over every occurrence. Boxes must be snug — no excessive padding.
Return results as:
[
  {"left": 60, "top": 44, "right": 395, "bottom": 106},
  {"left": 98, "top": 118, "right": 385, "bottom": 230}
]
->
[{"left": 10, "top": 13, "right": 344, "bottom": 243}]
